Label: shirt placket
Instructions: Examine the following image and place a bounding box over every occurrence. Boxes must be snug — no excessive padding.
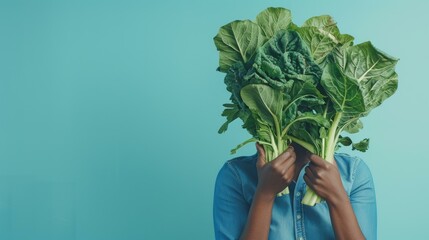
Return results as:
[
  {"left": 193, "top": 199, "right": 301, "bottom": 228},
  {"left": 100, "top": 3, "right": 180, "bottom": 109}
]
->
[
  {"left": 294, "top": 185, "right": 306, "bottom": 240},
  {"left": 294, "top": 163, "right": 309, "bottom": 240}
]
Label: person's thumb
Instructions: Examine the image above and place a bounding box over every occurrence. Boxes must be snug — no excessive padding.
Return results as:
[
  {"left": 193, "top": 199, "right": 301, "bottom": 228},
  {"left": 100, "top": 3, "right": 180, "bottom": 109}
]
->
[{"left": 256, "top": 143, "right": 266, "bottom": 169}]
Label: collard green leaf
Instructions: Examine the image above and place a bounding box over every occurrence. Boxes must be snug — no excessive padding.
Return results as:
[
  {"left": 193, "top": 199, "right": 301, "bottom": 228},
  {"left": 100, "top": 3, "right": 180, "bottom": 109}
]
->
[
  {"left": 240, "top": 112, "right": 257, "bottom": 136},
  {"left": 343, "top": 119, "right": 363, "bottom": 133},
  {"left": 256, "top": 7, "right": 292, "bottom": 38},
  {"left": 281, "top": 81, "right": 326, "bottom": 136},
  {"left": 252, "top": 30, "right": 322, "bottom": 88},
  {"left": 255, "top": 118, "right": 273, "bottom": 143},
  {"left": 288, "top": 81, "right": 325, "bottom": 107},
  {"left": 282, "top": 112, "right": 330, "bottom": 141},
  {"left": 240, "top": 84, "right": 283, "bottom": 128},
  {"left": 352, "top": 138, "right": 370, "bottom": 152},
  {"left": 338, "top": 135, "right": 352, "bottom": 146},
  {"left": 303, "top": 15, "right": 334, "bottom": 28},
  {"left": 321, "top": 63, "right": 365, "bottom": 114},
  {"left": 220, "top": 62, "right": 252, "bottom": 134},
  {"left": 214, "top": 7, "right": 398, "bottom": 163},
  {"left": 291, "top": 112, "right": 330, "bottom": 128},
  {"left": 333, "top": 41, "right": 398, "bottom": 111},
  {"left": 224, "top": 62, "right": 248, "bottom": 107},
  {"left": 302, "top": 15, "right": 354, "bottom": 45},
  {"left": 336, "top": 42, "right": 397, "bottom": 81},
  {"left": 218, "top": 103, "right": 240, "bottom": 133},
  {"left": 297, "top": 15, "right": 354, "bottom": 65},
  {"left": 288, "top": 122, "right": 322, "bottom": 154},
  {"left": 283, "top": 102, "right": 297, "bottom": 125},
  {"left": 296, "top": 27, "right": 338, "bottom": 65},
  {"left": 214, "top": 20, "right": 266, "bottom": 72}
]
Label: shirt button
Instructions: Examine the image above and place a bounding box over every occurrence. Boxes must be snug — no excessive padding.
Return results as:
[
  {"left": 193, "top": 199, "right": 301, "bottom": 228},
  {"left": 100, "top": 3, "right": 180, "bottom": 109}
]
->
[
  {"left": 297, "top": 214, "right": 302, "bottom": 220},
  {"left": 296, "top": 192, "right": 301, "bottom": 197}
]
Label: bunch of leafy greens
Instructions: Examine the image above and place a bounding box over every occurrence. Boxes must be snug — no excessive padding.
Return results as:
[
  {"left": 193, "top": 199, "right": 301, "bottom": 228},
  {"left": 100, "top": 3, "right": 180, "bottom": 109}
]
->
[{"left": 214, "top": 7, "right": 398, "bottom": 205}]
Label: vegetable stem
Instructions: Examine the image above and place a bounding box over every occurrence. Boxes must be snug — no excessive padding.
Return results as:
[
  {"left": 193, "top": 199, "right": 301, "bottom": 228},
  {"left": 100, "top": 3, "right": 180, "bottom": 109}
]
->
[
  {"left": 321, "top": 104, "right": 328, "bottom": 158},
  {"left": 285, "top": 135, "right": 315, "bottom": 153},
  {"left": 325, "top": 112, "right": 342, "bottom": 163},
  {"left": 302, "top": 112, "right": 343, "bottom": 206},
  {"left": 263, "top": 135, "right": 290, "bottom": 196},
  {"left": 281, "top": 115, "right": 320, "bottom": 139}
]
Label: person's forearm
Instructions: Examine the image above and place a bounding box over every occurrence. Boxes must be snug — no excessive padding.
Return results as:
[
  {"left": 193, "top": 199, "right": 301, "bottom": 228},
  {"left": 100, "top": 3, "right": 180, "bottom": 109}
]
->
[
  {"left": 327, "top": 192, "right": 365, "bottom": 240},
  {"left": 240, "top": 190, "right": 274, "bottom": 240}
]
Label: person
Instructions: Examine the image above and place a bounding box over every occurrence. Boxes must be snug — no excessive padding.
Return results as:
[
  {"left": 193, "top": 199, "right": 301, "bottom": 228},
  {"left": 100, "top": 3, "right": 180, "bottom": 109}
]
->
[{"left": 213, "top": 142, "right": 377, "bottom": 240}]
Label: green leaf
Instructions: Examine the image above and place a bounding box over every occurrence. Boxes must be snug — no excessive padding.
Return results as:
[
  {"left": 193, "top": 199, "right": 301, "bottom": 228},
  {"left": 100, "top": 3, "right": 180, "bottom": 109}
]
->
[
  {"left": 295, "top": 112, "right": 330, "bottom": 128},
  {"left": 343, "top": 119, "right": 363, "bottom": 134},
  {"left": 288, "top": 81, "right": 325, "bottom": 110},
  {"left": 255, "top": 118, "right": 273, "bottom": 144},
  {"left": 352, "top": 138, "right": 370, "bottom": 152},
  {"left": 302, "top": 15, "right": 354, "bottom": 45},
  {"left": 224, "top": 62, "right": 247, "bottom": 108},
  {"left": 321, "top": 63, "right": 366, "bottom": 114},
  {"left": 240, "top": 84, "right": 283, "bottom": 128},
  {"left": 338, "top": 135, "right": 352, "bottom": 146},
  {"left": 297, "top": 16, "right": 354, "bottom": 66},
  {"left": 334, "top": 42, "right": 398, "bottom": 111},
  {"left": 302, "top": 15, "right": 336, "bottom": 29},
  {"left": 282, "top": 112, "right": 330, "bottom": 138},
  {"left": 280, "top": 81, "right": 325, "bottom": 131},
  {"left": 220, "top": 62, "right": 259, "bottom": 135},
  {"left": 241, "top": 113, "right": 257, "bottom": 136},
  {"left": 252, "top": 30, "right": 322, "bottom": 88},
  {"left": 214, "top": 20, "right": 265, "bottom": 72},
  {"left": 283, "top": 101, "right": 297, "bottom": 126},
  {"left": 288, "top": 123, "right": 321, "bottom": 154},
  {"left": 256, "top": 7, "right": 292, "bottom": 38},
  {"left": 218, "top": 103, "right": 240, "bottom": 133},
  {"left": 296, "top": 27, "right": 338, "bottom": 64}
]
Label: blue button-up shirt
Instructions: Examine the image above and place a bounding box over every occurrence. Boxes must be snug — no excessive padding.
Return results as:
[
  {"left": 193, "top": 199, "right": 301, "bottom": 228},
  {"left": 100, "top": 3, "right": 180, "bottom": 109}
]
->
[{"left": 213, "top": 153, "right": 377, "bottom": 240}]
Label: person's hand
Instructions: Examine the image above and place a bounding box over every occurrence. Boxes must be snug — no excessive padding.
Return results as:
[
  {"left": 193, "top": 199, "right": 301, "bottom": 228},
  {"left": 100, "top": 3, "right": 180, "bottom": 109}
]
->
[
  {"left": 304, "top": 154, "right": 348, "bottom": 205},
  {"left": 255, "top": 143, "right": 296, "bottom": 201}
]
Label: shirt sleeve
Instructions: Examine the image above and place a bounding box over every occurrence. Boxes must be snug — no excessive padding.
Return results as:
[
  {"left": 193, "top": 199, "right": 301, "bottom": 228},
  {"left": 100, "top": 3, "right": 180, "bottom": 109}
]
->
[
  {"left": 213, "top": 162, "right": 250, "bottom": 240},
  {"left": 350, "top": 159, "right": 377, "bottom": 240}
]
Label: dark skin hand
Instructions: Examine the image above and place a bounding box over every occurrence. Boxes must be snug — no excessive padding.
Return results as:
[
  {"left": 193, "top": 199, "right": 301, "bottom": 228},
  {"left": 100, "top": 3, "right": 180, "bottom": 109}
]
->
[
  {"left": 240, "top": 144, "right": 366, "bottom": 240},
  {"left": 239, "top": 143, "right": 296, "bottom": 240},
  {"left": 304, "top": 154, "right": 366, "bottom": 240}
]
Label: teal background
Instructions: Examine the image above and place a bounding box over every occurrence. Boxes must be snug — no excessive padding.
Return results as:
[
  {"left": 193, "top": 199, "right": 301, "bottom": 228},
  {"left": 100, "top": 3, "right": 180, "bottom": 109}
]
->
[{"left": 0, "top": 0, "right": 427, "bottom": 239}]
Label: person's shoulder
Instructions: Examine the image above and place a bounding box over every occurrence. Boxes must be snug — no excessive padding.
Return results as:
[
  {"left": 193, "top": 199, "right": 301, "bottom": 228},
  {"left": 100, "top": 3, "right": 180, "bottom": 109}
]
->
[
  {"left": 221, "top": 153, "right": 258, "bottom": 176},
  {"left": 225, "top": 153, "right": 258, "bottom": 168},
  {"left": 334, "top": 153, "right": 376, "bottom": 202},
  {"left": 216, "top": 153, "right": 258, "bottom": 185},
  {"left": 334, "top": 153, "right": 373, "bottom": 182}
]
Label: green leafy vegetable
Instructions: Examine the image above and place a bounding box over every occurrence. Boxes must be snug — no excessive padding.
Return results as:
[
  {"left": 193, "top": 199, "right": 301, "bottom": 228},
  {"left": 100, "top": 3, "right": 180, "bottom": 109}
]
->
[
  {"left": 214, "top": 7, "right": 398, "bottom": 204},
  {"left": 214, "top": 20, "right": 265, "bottom": 72},
  {"left": 256, "top": 7, "right": 292, "bottom": 38}
]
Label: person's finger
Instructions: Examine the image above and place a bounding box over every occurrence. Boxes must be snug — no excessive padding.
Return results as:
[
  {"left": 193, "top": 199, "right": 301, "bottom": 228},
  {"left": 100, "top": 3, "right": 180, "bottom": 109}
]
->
[
  {"left": 278, "top": 148, "right": 296, "bottom": 171},
  {"left": 309, "top": 154, "right": 328, "bottom": 168},
  {"left": 272, "top": 146, "right": 295, "bottom": 165},
  {"left": 283, "top": 163, "right": 297, "bottom": 182},
  {"left": 256, "top": 143, "right": 266, "bottom": 169},
  {"left": 304, "top": 174, "right": 317, "bottom": 192},
  {"left": 305, "top": 166, "right": 317, "bottom": 183}
]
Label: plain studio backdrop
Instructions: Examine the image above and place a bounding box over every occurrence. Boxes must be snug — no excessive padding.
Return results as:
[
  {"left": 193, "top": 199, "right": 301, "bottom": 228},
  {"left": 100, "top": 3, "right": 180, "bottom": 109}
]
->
[{"left": 0, "top": 0, "right": 427, "bottom": 239}]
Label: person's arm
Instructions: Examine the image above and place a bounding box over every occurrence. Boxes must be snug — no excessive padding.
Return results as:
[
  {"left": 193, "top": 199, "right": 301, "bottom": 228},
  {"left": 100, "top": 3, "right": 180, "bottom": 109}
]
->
[
  {"left": 348, "top": 159, "right": 377, "bottom": 239},
  {"left": 239, "top": 144, "right": 296, "bottom": 240},
  {"left": 304, "top": 154, "right": 366, "bottom": 240},
  {"left": 213, "top": 160, "right": 251, "bottom": 239}
]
